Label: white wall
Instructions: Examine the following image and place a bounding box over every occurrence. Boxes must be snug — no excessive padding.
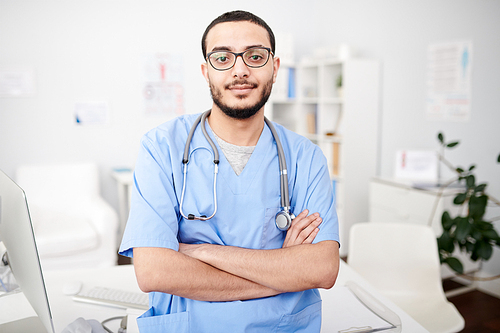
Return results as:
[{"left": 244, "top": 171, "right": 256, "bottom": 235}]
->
[
  {"left": 0, "top": 0, "right": 316, "bottom": 208},
  {"left": 311, "top": 0, "right": 500, "bottom": 286},
  {"left": 1, "top": 1, "right": 499, "bottom": 280}
]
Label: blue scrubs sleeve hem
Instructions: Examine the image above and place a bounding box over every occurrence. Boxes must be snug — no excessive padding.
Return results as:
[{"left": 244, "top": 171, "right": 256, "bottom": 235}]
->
[
  {"left": 312, "top": 233, "right": 340, "bottom": 247},
  {"left": 119, "top": 239, "right": 180, "bottom": 258}
]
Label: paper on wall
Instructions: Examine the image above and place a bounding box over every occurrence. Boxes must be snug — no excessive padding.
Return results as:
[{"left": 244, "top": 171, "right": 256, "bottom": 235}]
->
[{"left": 426, "top": 41, "right": 472, "bottom": 122}]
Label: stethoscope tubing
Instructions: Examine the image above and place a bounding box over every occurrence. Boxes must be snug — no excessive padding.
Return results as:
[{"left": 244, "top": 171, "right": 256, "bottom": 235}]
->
[
  {"left": 264, "top": 117, "right": 290, "bottom": 211},
  {"left": 180, "top": 110, "right": 291, "bottom": 223}
]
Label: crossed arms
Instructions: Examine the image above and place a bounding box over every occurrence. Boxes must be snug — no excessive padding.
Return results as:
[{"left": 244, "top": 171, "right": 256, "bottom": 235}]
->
[{"left": 133, "top": 209, "right": 339, "bottom": 302}]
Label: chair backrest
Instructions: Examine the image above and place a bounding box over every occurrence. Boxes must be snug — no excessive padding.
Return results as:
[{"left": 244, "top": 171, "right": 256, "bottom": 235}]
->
[
  {"left": 348, "top": 222, "right": 445, "bottom": 300},
  {"left": 16, "top": 163, "right": 100, "bottom": 208}
]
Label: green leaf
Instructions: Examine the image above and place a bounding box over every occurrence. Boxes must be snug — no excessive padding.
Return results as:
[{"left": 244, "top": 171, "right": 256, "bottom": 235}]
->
[
  {"left": 455, "top": 217, "right": 471, "bottom": 242},
  {"left": 454, "top": 193, "right": 467, "bottom": 205},
  {"left": 474, "top": 183, "right": 487, "bottom": 193},
  {"left": 476, "top": 221, "right": 494, "bottom": 230},
  {"left": 447, "top": 141, "right": 459, "bottom": 148},
  {"left": 441, "top": 211, "right": 454, "bottom": 230},
  {"left": 468, "top": 165, "right": 476, "bottom": 171},
  {"left": 471, "top": 228, "right": 483, "bottom": 241},
  {"left": 456, "top": 167, "right": 465, "bottom": 173},
  {"left": 466, "top": 175, "right": 476, "bottom": 188},
  {"left": 444, "top": 257, "right": 464, "bottom": 274},
  {"left": 482, "top": 228, "right": 500, "bottom": 240},
  {"left": 438, "top": 231, "right": 455, "bottom": 253},
  {"left": 438, "top": 132, "right": 444, "bottom": 144},
  {"left": 476, "top": 241, "right": 493, "bottom": 260},
  {"left": 497, "top": 153, "right": 500, "bottom": 163},
  {"left": 469, "top": 195, "right": 488, "bottom": 220}
]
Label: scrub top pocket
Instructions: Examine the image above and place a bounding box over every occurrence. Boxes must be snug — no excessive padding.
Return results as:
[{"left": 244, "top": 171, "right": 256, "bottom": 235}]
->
[
  {"left": 137, "top": 308, "right": 190, "bottom": 333},
  {"left": 275, "top": 301, "right": 322, "bottom": 333},
  {"left": 261, "top": 207, "right": 284, "bottom": 249}
]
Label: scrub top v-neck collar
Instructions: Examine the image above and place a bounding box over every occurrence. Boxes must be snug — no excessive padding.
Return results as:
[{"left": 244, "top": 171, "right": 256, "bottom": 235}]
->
[{"left": 204, "top": 119, "right": 275, "bottom": 195}]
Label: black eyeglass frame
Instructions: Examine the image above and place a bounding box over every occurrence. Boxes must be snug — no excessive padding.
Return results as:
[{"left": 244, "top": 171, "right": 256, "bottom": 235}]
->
[{"left": 206, "top": 47, "right": 274, "bottom": 71}]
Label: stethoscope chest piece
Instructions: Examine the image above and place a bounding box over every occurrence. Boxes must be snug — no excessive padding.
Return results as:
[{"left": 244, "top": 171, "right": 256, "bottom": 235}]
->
[{"left": 275, "top": 210, "right": 295, "bottom": 231}]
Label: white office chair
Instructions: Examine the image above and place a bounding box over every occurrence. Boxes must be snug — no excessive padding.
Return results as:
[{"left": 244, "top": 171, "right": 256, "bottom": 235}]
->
[
  {"left": 347, "top": 222, "right": 465, "bottom": 333},
  {"left": 16, "top": 163, "right": 119, "bottom": 271}
]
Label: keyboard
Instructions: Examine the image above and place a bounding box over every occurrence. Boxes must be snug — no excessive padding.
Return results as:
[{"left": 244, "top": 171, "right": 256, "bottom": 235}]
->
[{"left": 73, "top": 287, "right": 149, "bottom": 310}]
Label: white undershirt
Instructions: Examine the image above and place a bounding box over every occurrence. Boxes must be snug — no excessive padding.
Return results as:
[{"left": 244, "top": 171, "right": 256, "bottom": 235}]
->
[{"left": 212, "top": 131, "right": 255, "bottom": 176}]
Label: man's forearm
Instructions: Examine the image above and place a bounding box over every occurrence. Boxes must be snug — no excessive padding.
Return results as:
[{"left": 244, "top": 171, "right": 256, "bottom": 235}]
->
[
  {"left": 180, "top": 240, "right": 339, "bottom": 293},
  {"left": 133, "top": 247, "right": 280, "bottom": 302}
]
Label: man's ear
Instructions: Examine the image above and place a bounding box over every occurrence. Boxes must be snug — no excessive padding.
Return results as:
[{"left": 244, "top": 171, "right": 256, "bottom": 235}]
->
[
  {"left": 201, "top": 62, "right": 210, "bottom": 85},
  {"left": 272, "top": 56, "right": 281, "bottom": 84}
]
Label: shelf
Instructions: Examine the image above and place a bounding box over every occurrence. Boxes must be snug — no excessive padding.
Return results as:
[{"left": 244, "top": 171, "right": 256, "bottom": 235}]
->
[
  {"left": 270, "top": 98, "right": 297, "bottom": 105},
  {"left": 268, "top": 57, "right": 380, "bottom": 258},
  {"left": 323, "top": 97, "right": 343, "bottom": 104},
  {"left": 305, "top": 133, "right": 343, "bottom": 143},
  {"left": 292, "top": 97, "right": 343, "bottom": 104}
]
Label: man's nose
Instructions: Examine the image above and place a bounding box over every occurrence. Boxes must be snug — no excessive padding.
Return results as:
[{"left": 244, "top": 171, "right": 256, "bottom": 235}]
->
[{"left": 231, "top": 55, "right": 250, "bottom": 78}]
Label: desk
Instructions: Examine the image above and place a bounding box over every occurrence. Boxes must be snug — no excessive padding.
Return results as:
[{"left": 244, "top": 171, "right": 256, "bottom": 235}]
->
[
  {"left": 1, "top": 265, "right": 141, "bottom": 332},
  {"left": 1, "top": 261, "right": 428, "bottom": 332}
]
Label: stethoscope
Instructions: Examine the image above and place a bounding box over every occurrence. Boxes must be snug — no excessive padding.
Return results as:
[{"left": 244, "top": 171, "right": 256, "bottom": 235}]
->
[{"left": 179, "top": 110, "right": 295, "bottom": 231}]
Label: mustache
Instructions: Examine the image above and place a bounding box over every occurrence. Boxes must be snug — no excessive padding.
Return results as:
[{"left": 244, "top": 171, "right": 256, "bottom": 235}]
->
[{"left": 225, "top": 80, "right": 258, "bottom": 89}]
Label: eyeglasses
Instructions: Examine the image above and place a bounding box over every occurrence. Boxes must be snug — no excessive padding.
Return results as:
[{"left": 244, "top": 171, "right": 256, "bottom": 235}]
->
[{"left": 206, "top": 47, "right": 273, "bottom": 71}]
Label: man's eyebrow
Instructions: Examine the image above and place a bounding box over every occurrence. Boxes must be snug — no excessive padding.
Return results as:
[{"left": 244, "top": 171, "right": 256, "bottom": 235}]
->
[
  {"left": 210, "top": 45, "right": 267, "bottom": 53},
  {"left": 210, "top": 46, "right": 233, "bottom": 52}
]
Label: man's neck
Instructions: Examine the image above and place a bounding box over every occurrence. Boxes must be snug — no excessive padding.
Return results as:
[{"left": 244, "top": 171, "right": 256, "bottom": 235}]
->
[{"left": 207, "top": 107, "right": 265, "bottom": 147}]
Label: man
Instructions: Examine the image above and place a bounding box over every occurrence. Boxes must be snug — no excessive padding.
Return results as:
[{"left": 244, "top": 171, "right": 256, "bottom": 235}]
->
[{"left": 119, "top": 10, "right": 340, "bottom": 332}]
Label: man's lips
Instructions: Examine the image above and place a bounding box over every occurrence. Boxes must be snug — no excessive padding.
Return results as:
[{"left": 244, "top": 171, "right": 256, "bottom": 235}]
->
[
  {"left": 226, "top": 81, "right": 257, "bottom": 94},
  {"left": 229, "top": 85, "right": 255, "bottom": 93}
]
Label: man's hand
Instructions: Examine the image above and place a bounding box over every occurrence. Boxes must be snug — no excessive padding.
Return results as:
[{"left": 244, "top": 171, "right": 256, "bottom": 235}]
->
[{"left": 282, "top": 209, "right": 322, "bottom": 248}]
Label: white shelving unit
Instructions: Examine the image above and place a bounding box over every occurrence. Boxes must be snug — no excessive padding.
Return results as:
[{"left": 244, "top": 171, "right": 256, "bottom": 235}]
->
[{"left": 266, "top": 58, "right": 381, "bottom": 255}]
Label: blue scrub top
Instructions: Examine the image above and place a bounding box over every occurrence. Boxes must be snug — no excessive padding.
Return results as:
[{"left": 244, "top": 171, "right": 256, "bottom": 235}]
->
[{"left": 119, "top": 113, "right": 340, "bottom": 333}]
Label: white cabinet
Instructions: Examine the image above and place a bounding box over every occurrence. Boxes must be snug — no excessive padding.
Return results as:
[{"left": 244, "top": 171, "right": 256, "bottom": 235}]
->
[
  {"left": 369, "top": 177, "right": 458, "bottom": 235},
  {"left": 267, "top": 58, "right": 381, "bottom": 255}
]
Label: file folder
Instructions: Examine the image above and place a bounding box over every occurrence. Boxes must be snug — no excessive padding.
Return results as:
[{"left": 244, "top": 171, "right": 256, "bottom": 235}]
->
[{"left": 321, "top": 281, "right": 402, "bottom": 333}]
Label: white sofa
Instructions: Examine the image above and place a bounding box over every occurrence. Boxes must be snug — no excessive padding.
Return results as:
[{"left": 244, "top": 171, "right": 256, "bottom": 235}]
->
[{"left": 16, "top": 163, "right": 119, "bottom": 271}]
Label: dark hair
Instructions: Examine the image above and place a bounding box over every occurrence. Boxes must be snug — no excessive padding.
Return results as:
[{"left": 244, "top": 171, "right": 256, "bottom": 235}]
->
[{"left": 201, "top": 10, "right": 275, "bottom": 58}]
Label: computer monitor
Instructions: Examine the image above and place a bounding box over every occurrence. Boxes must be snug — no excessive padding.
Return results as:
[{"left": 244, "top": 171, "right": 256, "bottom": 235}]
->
[{"left": 0, "top": 169, "right": 55, "bottom": 333}]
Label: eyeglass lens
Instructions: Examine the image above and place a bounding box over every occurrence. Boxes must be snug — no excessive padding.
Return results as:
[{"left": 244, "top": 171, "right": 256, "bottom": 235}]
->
[{"left": 208, "top": 48, "right": 270, "bottom": 70}]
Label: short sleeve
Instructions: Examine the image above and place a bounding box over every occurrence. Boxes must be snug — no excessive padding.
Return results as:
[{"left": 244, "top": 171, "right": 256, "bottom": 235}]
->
[
  {"left": 119, "top": 134, "right": 181, "bottom": 257},
  {"left": 292, "top": 142, "right": 340, "bottom": 247}
]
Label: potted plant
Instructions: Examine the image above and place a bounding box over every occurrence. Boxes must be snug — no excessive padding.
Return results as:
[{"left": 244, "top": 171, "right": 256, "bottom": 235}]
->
[{"left": 436, "top": 132, "right": 500, "bottom": 277}]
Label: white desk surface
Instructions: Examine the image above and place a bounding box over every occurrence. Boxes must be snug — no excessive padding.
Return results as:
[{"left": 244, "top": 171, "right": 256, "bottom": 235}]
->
[{"left": 1, "top": 261, "right": 428, "bottom": 332}]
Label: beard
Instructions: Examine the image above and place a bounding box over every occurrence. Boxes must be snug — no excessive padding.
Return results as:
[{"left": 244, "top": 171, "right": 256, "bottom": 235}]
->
[{"left": 210, "top": 78, "right": 273, "bottom": 120}]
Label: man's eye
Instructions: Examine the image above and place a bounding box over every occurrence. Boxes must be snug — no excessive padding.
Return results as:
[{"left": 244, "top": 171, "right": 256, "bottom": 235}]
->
[{"left": 213, "top": 54, "right": 230, "bottom": 63}]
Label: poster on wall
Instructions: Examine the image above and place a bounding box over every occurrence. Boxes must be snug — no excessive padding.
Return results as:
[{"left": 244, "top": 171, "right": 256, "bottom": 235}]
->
[
  {"left": 142, "top": 53, "right": 185, "bottom": 117},
  {"left": 426, "top": 41, "right": 472, "bottom": 122},
  {"left": 74, "top": 101, "right": 109, "bottom": 125},
  {"left": 0, "top": 68, "right": 36, "bottom": 97}
]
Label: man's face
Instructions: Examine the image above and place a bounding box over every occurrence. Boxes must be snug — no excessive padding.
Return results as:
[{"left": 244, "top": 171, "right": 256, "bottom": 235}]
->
[{"left": 201, "top": 21, "right": 280, "bottom": 119}]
